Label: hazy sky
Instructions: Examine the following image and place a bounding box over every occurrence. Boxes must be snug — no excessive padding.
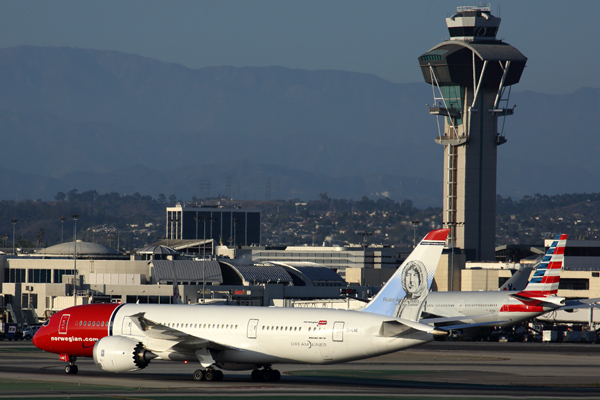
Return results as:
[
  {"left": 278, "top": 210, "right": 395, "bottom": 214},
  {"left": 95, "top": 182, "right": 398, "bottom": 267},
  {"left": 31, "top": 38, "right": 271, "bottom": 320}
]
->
[{"left": 1, "top": 0, "right": 597, "bottom": 94}]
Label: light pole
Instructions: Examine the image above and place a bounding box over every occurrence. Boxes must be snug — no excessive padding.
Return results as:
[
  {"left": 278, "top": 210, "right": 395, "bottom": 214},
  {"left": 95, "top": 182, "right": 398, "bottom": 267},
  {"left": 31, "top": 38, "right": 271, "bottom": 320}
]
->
[
  {"left": 72, "top": 214, "right": 79, "bottom": 306},
  {"left": 233, "top": 218, "right": 239, "bottom": 248},
  {"left": 60, "top": 216, "right": 66, "bottom": 243},
  {"left": 11, "top": 218, "right": 18, "bottom": 255},
  {"left": 197, "top": 215, "right": 217, "bottom": 304},
  {"left": 169, "top": 215, "right": 179, "bottom": 247},
  {"left": 411, "top": 219, "right": 421, "bottom": 248}
]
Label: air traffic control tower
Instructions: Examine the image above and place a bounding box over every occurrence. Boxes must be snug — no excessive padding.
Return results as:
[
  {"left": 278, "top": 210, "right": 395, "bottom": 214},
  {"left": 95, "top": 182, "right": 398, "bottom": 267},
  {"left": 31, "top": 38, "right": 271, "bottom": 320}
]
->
[{"left": 418, "top": 6, "right": 526, "bottom": 261}]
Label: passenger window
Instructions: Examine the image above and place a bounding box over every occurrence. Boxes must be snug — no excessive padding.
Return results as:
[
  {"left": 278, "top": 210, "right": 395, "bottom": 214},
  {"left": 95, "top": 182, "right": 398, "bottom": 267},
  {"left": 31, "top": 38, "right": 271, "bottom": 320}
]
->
[{"left": 79, "top": 321, "right": 82, "bottom": 326}]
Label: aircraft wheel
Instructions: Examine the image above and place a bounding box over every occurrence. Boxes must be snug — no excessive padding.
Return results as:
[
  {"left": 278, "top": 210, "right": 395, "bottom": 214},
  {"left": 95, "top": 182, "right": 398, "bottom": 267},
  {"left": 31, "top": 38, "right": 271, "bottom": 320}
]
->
[
  {"left": 251, "top": 369, "right": 261, "bottom": 381},
  {"left": 204, "top": 369, "right": 216, "bottom": 382},
  {"left": 215, "top": 370, "right": 224, "bottom": 381},
  {"left": 270, "top": 369, "right": 281, "bottom": 381},
  {"left": 193, "top": 369, "right": 204, "bottom": 381},
  {"left": 65, "top": 364, "right": 78, "bottom": 374},
  {"left": 261, "top": 369, "right": 272, "bottom": 381}
]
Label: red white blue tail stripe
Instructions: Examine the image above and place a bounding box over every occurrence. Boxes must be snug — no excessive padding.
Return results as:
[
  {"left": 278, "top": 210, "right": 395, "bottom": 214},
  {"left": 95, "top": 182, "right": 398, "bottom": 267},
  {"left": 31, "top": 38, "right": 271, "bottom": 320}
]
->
[{"left": 522, "top": 234, "right": 567, "bottom": 296}]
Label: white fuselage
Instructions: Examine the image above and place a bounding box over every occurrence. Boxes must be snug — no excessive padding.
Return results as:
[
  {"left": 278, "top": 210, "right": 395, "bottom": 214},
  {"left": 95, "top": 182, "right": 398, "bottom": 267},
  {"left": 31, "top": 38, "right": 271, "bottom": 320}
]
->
[
  {"left": 112, "top": 304, "right": 432, "bottom": 367},
  {"left": 425, "top": 291, "right": 557, "bottom": 327}
]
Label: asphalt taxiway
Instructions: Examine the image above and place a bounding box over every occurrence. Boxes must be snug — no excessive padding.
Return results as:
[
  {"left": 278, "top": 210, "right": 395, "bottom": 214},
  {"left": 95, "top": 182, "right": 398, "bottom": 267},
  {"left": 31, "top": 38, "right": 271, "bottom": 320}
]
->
[{"left": 1, "top": 340, "right": 600, "bottom": 398}]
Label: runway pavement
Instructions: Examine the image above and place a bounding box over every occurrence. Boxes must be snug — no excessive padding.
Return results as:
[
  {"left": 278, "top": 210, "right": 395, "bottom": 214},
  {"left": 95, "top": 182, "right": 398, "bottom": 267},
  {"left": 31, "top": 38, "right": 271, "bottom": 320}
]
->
[{"left": 1, "top": 340, "right": 600, "bottom": 398}]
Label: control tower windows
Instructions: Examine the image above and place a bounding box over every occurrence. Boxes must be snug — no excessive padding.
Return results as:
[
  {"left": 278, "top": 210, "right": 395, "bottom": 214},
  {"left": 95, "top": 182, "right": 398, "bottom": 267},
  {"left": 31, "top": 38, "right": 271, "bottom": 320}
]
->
[{"left": 449, "top": 26, "right": 498, "bottom": 38}]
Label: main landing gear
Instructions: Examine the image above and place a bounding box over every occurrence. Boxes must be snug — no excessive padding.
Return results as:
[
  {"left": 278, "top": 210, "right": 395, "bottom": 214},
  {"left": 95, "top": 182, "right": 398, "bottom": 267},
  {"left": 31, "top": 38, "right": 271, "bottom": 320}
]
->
[
  {"left": 251, "top": 367, "right": 281, "bottom": 382},
  {"left": 193, "top": 367, "right": 224, "bottom": 382}
]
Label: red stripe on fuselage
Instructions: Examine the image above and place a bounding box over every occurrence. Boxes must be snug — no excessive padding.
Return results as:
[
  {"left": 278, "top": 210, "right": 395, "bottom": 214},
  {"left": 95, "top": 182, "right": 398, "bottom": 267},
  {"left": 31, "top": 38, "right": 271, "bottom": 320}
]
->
[
  {"left": 33, "top": 303, "right": 119, "bottom": 358},
  {"left": 500, "top": 304, "right": 546, "bottom": 313}
]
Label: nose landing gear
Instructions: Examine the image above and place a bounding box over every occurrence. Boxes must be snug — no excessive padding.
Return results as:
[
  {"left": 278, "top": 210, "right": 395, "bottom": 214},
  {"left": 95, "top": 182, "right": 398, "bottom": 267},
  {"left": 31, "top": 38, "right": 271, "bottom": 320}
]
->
[
  {"left": 65, "top": 362, "right": 78, "bottom": 374},
  {"left": 61, "top": 355, "right": 78, "bottom": 374}
]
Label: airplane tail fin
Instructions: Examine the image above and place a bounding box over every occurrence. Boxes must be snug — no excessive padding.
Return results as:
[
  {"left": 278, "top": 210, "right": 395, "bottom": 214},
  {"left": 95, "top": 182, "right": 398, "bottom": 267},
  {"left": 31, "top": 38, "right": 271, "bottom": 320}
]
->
[
  {"left": 361, "top": 229, "right": 449, "bottom": 319},
  {"left": 498, "top": 259, "right": 538, "bottom": 291},
  {"left": 520, "top": 234, "right": 567, "bottom": 296}
]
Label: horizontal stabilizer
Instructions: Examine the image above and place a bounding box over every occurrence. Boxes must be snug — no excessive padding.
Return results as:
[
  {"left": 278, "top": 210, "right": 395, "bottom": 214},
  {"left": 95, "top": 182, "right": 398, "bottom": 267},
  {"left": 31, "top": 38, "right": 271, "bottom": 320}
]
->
[
  {"left": 379, "top": 319, "right": 446, "bottom": 338},
  {"left": 511, "top": 292, "right": 565, "bottom": 307}
]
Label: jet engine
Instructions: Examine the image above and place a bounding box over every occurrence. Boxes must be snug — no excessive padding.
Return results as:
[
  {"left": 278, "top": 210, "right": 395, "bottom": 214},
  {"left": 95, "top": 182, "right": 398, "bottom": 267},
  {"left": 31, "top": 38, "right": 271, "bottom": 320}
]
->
[{"left": 93, "top": 336, "right": 156, "bottom": 373}]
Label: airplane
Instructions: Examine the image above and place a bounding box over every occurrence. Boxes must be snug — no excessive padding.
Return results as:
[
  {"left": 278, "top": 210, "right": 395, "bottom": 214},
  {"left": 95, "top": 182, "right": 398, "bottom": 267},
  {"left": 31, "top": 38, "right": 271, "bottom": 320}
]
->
[
  {"left": 34, "top": 229, "right": 461, "bottom": 382},
  {"left": 498, "top": 261, "right": 537, "bottom": 291},
  {"left": 422, "top": 234, "right": 568, "bottom": 328}
]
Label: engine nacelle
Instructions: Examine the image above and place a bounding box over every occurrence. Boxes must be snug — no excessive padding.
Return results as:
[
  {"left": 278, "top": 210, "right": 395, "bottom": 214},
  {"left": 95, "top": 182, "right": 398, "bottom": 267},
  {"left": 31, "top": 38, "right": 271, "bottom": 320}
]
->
[{"left": 93, "top": 336, "right": 156, "bottom": 373}]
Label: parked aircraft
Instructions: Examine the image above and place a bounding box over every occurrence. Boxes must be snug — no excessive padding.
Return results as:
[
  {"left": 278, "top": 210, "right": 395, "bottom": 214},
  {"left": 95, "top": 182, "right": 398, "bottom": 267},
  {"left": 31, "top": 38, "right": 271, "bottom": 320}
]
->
[
  {"left": 423, "top": 234, "right": 568, "bottom": 328},
  {"left": 498, "top": 262, "right": 537, "bottom": 291},
  {"left": 34, "top": 229, "right": 459, "bottom": 382}
]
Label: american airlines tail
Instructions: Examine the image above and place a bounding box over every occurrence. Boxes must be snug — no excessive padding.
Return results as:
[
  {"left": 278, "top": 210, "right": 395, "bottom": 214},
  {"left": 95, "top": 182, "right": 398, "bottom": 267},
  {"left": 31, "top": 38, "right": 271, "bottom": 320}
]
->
[
  {"left": 521, "top": 234, "right": 567, "bottom": 296},
  {"left": 362, "top": 229, "right": 449, "bottom": 319}
]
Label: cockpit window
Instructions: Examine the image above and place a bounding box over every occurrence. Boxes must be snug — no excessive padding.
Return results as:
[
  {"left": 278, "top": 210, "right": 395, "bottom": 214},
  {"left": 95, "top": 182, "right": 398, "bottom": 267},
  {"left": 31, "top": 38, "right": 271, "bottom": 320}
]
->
[{"left": 42, "top": 320, "right": 50, "bottom": 327}]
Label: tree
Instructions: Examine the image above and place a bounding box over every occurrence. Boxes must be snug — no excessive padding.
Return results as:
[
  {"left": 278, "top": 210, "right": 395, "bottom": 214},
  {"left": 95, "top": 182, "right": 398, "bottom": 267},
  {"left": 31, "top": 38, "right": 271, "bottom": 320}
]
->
[
  {"left": 158, "top": 194, "right": 166, "bottom": 204},
  {"left": 55, "top": 192, "right": 66, "bottom": 201},
  {"left": 35, "top": 228, "right": 45, "bottom": 248}
]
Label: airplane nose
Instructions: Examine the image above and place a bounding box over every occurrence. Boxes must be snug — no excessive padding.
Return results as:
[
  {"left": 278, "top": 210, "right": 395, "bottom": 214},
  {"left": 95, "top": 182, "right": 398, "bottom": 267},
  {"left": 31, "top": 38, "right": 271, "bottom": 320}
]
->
[{"left": 32, "top": 329, "right": 41, "bottom": 348}]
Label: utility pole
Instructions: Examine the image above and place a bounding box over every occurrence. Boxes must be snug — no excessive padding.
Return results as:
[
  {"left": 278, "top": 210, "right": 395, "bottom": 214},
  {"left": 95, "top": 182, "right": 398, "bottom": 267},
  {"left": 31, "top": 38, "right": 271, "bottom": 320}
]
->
[{"left": 72, "top": 214, "right": 79, "bottom": 307}]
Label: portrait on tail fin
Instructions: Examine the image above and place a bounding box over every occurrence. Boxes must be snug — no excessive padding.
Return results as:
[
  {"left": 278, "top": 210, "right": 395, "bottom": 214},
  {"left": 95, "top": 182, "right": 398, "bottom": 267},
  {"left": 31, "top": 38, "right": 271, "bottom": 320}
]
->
[{"left": 394, "top": 260, "right": 428, "bottom": 320}]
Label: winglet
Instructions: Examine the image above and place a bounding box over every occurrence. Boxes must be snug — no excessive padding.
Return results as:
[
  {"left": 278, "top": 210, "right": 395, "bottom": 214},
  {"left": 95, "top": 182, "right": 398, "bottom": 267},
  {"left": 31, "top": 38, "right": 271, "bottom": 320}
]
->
[{"left": 362, "top": 228, "right": 449, "bottom": 319}]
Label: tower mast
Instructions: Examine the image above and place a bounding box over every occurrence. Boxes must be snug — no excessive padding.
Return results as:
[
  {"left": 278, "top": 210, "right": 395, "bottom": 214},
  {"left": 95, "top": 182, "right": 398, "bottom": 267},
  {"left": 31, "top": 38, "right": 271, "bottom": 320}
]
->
[{"left": 418, "top": 5, "right": 527, "bottom": 261}]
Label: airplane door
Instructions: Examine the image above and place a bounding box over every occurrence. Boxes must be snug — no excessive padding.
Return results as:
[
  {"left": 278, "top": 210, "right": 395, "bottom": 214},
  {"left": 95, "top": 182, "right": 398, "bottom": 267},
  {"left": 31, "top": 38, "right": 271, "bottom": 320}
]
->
[
  {"left": 247, "top": 319, "right": 259, "bottom": 339},
  {"left": 458, "top": 300, "right": 464, "bottom": 313},
  {"left": 122, "top": 317, "right": 132, "bottom": 335},
  {"left": 59, "top": 314, "right": 70, "bottom": 335},
  {"left": 332, "top": 322, "right": 344, "bottom": 342}
]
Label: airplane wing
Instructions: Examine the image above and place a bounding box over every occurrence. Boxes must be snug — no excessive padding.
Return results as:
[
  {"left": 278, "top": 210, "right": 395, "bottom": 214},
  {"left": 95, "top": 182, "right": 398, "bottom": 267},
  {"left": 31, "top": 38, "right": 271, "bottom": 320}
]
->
[{"left": 127, "top": 312, "right": 240, "bottom": 352}]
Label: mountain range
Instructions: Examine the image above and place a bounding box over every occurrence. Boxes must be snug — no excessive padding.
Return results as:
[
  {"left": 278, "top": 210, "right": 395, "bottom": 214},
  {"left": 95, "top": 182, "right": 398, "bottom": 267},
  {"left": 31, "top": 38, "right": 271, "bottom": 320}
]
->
[{"left": 0, "top": 46, "right": 598, "bottom": 207}]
